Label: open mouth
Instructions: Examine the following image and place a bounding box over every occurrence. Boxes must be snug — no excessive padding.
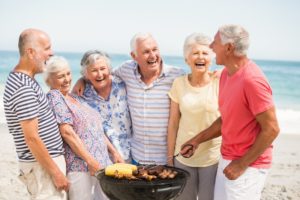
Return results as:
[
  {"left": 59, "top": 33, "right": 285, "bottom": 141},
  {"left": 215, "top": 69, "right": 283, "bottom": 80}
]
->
[
  {"left": 60, "top": 83, "right": 70, "bottom": 89},
  {"left": 147, "top": 60, "right": 157, "bottom": 65},
  {"left": 95, "top": 78, "right": 105, "bottom": 82},
  {"left": 195, "top": 63, "right": 205, "bottom": 68}
]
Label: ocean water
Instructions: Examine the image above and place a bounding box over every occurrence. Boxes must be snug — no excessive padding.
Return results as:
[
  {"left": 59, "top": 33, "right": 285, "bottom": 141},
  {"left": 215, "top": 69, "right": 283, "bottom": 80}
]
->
[{"left": 1, "top": 50, "right": 300, "bottom": 134}]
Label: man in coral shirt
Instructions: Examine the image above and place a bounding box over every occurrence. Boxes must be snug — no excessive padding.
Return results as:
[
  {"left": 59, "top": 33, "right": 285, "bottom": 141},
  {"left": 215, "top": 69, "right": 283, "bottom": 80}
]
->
[{"left": 180, "top": 25, "right": 280, "bottom": 200}]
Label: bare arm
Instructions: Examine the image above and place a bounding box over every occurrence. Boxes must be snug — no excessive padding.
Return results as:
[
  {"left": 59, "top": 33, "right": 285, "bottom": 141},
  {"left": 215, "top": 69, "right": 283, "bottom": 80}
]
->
[
  {"left": 167, "top": 100, "right": 180, "bottom": 166},
  {"left": 59, "top": 123, "right": 101, "bottom": 175},
  {"left": 223, "top": 107, "right": 280, "bottom": 180},
  {"left": 20, "top": 118, "right": 69, "bottom": 191},
  {"left": 180, "top": 117, "right": 222, "bottom": 158},
  {"left": 71, "top": 77, "right": 86, "bottom": 96},
  {"left": 104, "top": 136, "right": 125, "bottom": 163}
]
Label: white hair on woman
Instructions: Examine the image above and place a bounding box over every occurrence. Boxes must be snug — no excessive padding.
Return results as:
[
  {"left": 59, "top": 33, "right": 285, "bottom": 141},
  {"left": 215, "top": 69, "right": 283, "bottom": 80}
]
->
[
  {"left": 44, "top": 56, "right": 70, "bottom": 86},
  {"left": 183, "top": 32, "right": 212, "bottom": 58},
  {"left": 218, "top": 25, "right": 250, "bottom": 57},
  {"left": 80, "top": 50, "right": 111, "bottom": 77},
  {"left": 130, "top": 33, "right": 153, "bottom": 55}
]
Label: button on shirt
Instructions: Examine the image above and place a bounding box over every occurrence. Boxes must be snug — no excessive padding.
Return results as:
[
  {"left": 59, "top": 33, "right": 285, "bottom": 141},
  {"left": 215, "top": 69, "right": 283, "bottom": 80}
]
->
[{"left": 114, "top": 60, "right": 184, "bottom": 164}]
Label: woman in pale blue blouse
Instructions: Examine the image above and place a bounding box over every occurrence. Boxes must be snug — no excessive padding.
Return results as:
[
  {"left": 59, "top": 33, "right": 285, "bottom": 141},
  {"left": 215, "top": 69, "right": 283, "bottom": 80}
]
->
[{"left": 79, "top": 50, "right": 132, "bottom": 163}]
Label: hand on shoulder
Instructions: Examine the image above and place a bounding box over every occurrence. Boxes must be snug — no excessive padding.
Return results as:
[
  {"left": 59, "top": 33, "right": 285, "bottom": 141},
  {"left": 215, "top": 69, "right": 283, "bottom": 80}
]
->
[{"left": 209, "top": 68, "right": 223, "bottom": 78}]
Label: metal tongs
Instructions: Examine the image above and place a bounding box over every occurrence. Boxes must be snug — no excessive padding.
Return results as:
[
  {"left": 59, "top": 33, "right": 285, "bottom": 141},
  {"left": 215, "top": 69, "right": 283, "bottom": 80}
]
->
[
  {"left": 178, "top": 144, "right": 194, "bottom": 158},
  {"left": 166, "top": 143, "right": 194, "bottom": 163}
]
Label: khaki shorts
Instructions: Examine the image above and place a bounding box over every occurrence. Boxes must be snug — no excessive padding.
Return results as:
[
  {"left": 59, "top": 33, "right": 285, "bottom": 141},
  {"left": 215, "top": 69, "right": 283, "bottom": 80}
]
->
[{"left": 18, "top": 155, "right": 67, "bottom": 200}]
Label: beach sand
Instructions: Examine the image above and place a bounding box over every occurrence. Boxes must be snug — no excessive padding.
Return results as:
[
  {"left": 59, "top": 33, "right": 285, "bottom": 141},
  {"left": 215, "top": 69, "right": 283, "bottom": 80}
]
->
[{"left": 0, "top": 124, "right": 299, "bottom": 200}]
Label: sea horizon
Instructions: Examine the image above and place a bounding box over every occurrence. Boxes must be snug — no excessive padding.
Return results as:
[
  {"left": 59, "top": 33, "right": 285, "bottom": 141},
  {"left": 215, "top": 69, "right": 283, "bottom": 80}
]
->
[
  {"left": 1, "top": 50, "right": 300, "bottom": 134},
  {"left": 1, "top": 49, "right": 300, "bottom": 63}
]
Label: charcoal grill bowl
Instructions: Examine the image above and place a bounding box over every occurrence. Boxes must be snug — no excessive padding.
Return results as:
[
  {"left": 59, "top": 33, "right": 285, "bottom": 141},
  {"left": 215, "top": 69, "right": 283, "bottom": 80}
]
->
[{"left": 96, "top": 166, "right": 189, "bottom": 200}]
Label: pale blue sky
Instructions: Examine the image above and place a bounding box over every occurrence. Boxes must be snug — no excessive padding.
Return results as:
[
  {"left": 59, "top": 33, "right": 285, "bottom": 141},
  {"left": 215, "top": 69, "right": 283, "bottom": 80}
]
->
[{"left": 0, "top": 0, "right": 299, "bottom": 61}]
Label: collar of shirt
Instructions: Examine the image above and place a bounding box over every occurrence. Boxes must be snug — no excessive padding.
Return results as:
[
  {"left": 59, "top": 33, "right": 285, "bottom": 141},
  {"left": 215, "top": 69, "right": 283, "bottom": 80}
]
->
[
  {"left": 84, "top": 80, "right": 115, "bottom": 101},
  {"left": 133, "top": 61, "right": 167, "bottom": 89}
]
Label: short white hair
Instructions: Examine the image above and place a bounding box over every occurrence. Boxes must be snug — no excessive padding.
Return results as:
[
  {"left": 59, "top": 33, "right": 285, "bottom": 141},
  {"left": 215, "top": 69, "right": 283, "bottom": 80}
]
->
[
  {"left": 130, "top": 33, "right": 153, "bottom": 55},
  {"left": 218, "top": 24, "right": 250, "bottom": 57},
  {"left": 44, "top": 56, "right": 70, "bottom": 86},
  {"left": 80, "top": 50, "right": 111, "bottom": 77},
  {"left": 183, "top": 32, "right": 212, "bottom": 58}
]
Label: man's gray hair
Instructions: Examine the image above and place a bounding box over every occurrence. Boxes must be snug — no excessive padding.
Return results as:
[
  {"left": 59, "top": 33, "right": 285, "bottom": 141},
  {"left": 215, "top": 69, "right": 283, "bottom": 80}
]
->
[
  {"left": 130, "top": 33, "right": 153, "bottom": 55},
  {"left": 218, "top": 25, "right": 250, "bottom": 57},
  {"left": 44, "top": 56, "right": 70, "bottom": 86},
  {"left": 183, "top": 32, "right": 212, "bottom": 58},
  {"left": 80, "top": 50, "right": 111, "bottom": 76}
]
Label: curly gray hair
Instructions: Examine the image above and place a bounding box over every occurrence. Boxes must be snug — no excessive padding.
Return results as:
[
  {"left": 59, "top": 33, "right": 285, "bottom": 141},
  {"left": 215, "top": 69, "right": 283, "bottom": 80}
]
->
[{"left": 80, "top": 50, "right": 111, "bottom": 76}]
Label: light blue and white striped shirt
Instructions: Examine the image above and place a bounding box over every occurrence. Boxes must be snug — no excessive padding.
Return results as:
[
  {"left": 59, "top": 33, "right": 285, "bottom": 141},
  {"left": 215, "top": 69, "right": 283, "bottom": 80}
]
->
[{"left": 114, "top": 60, "right": 184, "bottom": 164}]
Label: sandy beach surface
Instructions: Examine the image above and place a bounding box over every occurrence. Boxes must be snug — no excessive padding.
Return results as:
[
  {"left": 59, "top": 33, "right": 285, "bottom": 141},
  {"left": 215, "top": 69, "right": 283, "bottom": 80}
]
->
[{"left": 0, "top": 124, "right": 299, "bottom": 200}]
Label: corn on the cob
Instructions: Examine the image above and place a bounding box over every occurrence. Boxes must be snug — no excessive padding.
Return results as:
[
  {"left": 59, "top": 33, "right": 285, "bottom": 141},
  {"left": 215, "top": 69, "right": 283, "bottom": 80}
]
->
[
  {"left": 105, "top": 163, "right": 137, "bottom": 176},
  {"left": 113, "top": 163, "right": 137, "bottom": 171}
]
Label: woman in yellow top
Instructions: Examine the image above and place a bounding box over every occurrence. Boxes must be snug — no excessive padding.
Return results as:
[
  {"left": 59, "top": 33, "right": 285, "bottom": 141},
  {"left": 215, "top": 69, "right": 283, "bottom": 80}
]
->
[{"left": 167, "top": 33, "right": 222, "bottom": 200}]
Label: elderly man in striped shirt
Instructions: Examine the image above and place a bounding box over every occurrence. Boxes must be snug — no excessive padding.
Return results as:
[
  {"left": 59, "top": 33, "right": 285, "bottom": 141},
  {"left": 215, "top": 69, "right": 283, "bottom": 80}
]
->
[
  {"left": 3, "top": 28, "right": 69, "bottom": 199},
  {"left": 114, "top": 33, "right": 184, "bottom": 165}
]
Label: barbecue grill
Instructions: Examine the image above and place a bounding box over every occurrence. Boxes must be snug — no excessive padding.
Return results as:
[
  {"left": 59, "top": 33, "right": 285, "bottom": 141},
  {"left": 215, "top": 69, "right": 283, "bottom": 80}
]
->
[{"left": 96, "top": 165, "right": 189, "bottom": 200}]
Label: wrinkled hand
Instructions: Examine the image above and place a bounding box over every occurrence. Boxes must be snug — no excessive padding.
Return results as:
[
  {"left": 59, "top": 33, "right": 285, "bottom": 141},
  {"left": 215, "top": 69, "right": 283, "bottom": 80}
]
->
[
  {"left": 167, "top": 158, "right": 174, "bottom": 166},
  {"left": 52, "top": 171, "right": 69, "bottom": 192},
  {"left": 87, "top": 160, "right": 102, "bottom": 176},
  {"left": 180, "top": 143, "right": 196, "bottom": 158},
  {"left": 112, "top": 152, "right": 125, "bottom": 163},
  {"left": 71, "top": 78, "right": 85, "bottom": 96},
  {"left": 223, "top": 159, "right": 247, "bottom": 180},
  {"left": 209, "top": 69, "right": 222, "bottom": 78}
]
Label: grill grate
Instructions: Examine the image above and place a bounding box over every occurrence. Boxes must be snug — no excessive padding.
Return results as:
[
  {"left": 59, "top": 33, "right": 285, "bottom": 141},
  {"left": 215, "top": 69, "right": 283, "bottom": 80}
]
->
[
  {"left": 96, "top": 165, "right": 190, "bottom": 200},
  {"left": 99, "top": 167, "right": 187, "bottom": 186}
]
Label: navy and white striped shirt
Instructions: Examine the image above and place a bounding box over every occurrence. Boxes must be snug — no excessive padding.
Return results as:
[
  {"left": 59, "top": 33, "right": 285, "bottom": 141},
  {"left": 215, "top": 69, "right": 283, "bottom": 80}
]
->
[
  {"left": 114, "top": 60, "right": 184, "bottom": 164},
  {"left": 3, "top": 72, "right": 64, "bottom": 162}
]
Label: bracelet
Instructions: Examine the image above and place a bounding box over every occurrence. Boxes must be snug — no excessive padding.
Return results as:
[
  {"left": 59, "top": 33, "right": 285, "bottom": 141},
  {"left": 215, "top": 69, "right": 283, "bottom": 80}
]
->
[{"left": 167, "top": 157, "right": 174, "bottom": 161}]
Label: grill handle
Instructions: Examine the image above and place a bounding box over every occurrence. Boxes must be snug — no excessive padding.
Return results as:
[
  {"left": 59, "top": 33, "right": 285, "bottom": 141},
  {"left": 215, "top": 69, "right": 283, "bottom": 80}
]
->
[
  {"left": 94, "top": 169, "right": 105, "bottom": 178},
  {"left": 155, "top": 185, "right": 182, "bottom": 193},
  {"left": 138, "top": 160, "right": 157, "bottom": 165}
]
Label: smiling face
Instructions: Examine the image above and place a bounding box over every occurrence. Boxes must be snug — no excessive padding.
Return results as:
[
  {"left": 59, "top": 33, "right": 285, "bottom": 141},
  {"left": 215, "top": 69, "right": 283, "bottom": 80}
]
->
[
  {"left": 85, "top": 58, "right": 111, "bottom": 91},
  {"left": 185, "top": 44, "right": 212, "bottom": 74},
  {"left": 24, "top": 31, "right": 53, "bottom": 74},
  {"left": 35, "top": 34, "right": 53, "bottom": 73},
  {"left": 131, "top": 36, "right": 162, "bottom": 77},
  {"left": 48, "top": 68, "right": 72, "bottom": 96},
  {"left": 209, "top": 32, "right": 227, "bottom": 65}
]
